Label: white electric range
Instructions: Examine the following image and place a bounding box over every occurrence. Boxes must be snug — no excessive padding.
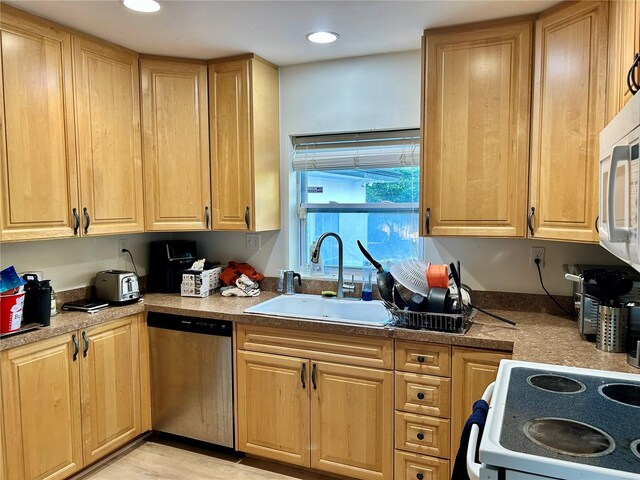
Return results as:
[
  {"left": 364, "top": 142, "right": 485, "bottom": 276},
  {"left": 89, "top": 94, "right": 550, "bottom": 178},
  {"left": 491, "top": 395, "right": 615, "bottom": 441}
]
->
[{"left": 467, "top": 360, "right": 640, "bottom": 480}]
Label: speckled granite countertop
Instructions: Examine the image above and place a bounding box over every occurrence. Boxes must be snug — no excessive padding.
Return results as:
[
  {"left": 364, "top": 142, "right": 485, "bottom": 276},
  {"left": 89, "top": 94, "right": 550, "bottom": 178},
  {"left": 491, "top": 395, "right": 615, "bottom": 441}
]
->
[{"left": 1, "top": 292, "right": 636, "bottom": 374}]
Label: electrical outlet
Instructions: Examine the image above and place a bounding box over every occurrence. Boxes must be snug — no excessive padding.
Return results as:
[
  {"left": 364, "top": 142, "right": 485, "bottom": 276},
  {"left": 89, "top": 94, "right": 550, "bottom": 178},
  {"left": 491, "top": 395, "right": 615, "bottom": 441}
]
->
[
  {"left": 246, "top": 233, "right": 261, "bottom": 251},
  {"left": 118, "top": 239, "right": 128, "bottom": 269},
  {"left": 529, "top": 246, "right": 545, "bottom": 268}
]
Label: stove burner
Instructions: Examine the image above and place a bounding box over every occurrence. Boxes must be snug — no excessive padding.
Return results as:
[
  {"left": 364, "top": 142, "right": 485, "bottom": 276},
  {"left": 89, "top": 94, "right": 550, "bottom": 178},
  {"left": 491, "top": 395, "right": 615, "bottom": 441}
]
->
[
  {"left": 632, "top": 440, "right": 640, "bottom": 461},
  {"left": 599, "top": 383, "right": 640, "bottom": 408},
  {"left": 523, "top": 418, "right": 615, "bottom": 457},
  {"left": 526, "top": 374, "right": 586, "bottom": 394}
]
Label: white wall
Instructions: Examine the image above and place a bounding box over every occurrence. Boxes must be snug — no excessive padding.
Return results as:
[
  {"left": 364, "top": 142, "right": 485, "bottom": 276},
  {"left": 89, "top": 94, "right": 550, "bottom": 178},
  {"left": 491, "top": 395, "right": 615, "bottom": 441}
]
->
[
  {"left": 1, "top": 50, "right": 622, "bottom": 295},
  {"left": 0, "top": 233, "right": 173, "bottom": 291}
]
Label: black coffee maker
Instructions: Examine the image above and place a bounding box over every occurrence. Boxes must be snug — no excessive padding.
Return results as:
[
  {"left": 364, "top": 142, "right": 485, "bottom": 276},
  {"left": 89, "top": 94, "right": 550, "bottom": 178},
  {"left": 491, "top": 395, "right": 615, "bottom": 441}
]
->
[
  {"left": 148, "top": 240, "right": 197, "bottom": 293},
  {"left": 22, "top": 274, "right": 52, "bottom": 326}
]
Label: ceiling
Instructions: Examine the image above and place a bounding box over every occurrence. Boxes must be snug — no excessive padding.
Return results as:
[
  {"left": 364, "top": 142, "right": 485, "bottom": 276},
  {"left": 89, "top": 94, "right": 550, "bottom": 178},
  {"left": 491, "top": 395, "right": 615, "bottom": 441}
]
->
[{"left": 6, "top": 0, "right": 561, "bottom": 66}]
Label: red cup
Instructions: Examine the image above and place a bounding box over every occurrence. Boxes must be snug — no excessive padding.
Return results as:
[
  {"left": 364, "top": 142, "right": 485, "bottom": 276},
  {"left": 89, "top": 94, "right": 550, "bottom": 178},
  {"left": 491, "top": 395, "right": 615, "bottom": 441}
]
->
[
  {"left": 1, "top": 291, "right": 25, "bottom": 333},
  {"left": 426, "top": 263, "right": 449, "bottom": 289}
]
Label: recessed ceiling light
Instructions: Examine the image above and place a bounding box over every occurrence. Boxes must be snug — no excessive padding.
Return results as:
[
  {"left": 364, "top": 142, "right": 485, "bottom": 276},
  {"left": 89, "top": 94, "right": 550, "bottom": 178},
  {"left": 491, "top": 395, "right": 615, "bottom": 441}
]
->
[
  {"left": 123, "top": 0, "right": 161, "bottom": 13},
  {"left": 306, "top": 31, "right": 339, "bottom": 44}
]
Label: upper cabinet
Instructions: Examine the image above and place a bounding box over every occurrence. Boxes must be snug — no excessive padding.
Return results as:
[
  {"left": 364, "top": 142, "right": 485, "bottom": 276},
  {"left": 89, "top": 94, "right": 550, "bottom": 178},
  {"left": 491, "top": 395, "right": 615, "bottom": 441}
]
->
[
  {"left": 72, "top": 36, "right": 144, "bottom": 236},
  {"left": 209, "top": 56, "right": 280, "bottom": 232},
  {"left": 0, "top": 7, "right": 79, "bottom": 241},
  {"left": 528, "top": 1, "right": 608, "bottom": 242},
  {"left": 606, "top": 0, "right": 640, "bottom": 123},
  {"left": 421, "top": 20, "right": 533, "bottom": 237},
  {"left": 140, "top": 59, "right": 211, "bottom": 231}
]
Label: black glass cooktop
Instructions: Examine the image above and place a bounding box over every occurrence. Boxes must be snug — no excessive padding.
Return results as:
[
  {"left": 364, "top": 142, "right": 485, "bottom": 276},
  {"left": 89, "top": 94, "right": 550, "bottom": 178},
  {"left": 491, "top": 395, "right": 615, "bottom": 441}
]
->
[{"left": 499, "top": 367, "right": 640, "bottom": 475}]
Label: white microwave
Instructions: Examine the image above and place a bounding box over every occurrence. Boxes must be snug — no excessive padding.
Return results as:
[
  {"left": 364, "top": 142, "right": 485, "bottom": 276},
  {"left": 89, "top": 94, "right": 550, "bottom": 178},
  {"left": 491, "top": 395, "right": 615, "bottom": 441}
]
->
[{"left": 599, "top": 92, "right": 640, "bottom": 271}]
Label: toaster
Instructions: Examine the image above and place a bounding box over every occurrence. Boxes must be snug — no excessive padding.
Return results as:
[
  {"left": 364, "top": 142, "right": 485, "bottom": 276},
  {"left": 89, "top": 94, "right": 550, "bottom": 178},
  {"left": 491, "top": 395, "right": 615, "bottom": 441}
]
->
[{"left": 95, "top": 270, "right": 140, "bottom": 304}]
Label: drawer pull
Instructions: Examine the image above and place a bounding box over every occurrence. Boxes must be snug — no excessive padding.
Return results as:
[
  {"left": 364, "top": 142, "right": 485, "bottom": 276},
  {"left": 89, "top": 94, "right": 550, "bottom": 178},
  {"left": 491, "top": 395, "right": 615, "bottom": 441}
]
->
[
  {"left": 417, "top": 392, "right": 425, "bottom": 400},
  {"left": 417, "top": 355, "right": 425, "bottom": 363},
  {"left": 417, "top": 432, "right": 425, "bottom": 441},
  {"left": 416, "top": 474, "right": 424, "bottom": 480}
]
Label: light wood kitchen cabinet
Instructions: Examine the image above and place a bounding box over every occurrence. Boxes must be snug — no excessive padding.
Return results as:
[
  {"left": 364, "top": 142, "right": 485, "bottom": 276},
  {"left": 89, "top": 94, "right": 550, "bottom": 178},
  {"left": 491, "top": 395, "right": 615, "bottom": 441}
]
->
[
  {"left": 80, "top": 316, "right": 141, "bottom": 465},
  {"left": 394, "top": 450, "right": 449, "bottom": 480},
  {"left": 310, "top": 362, "right": 393, "bottom": 480},
  {"left": 236, "top": 350, "right": 310, "bottom": 467},
  {"left": 72, "top": 36, "right": 144, "bottom": 236},
  {"left": 528, "top": 1, "right": 608, "bottom": 243},
  {"left": 0, "top": 6, "right": 79, "bottom": 242},
  {"left": 1, "top": 334, "right": 84, "bottom": 480},
  {"left": 140, "top": 59, "right": 211, "bottom": 231},
  {"left": 421, "top": 19, "right": 532, "bottom": 238},
  {"left": 209, "top": 55, "right": 280, "bottom": 232},
  {"left": 606, "top": 0, "right": 640, "bottom": 123},
  {"left": 450, "top": 347, "right": 511, "bottom": 463},
  {"left": 236, "top": 326, "right": 393, "bottom": 479},
  {"left": 0, "top": 314, "right": 147, "bottom": 480}
]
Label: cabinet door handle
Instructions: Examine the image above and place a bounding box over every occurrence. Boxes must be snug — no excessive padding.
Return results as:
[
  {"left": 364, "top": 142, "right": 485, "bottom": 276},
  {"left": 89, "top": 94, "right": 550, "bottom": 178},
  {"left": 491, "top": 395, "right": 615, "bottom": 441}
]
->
[
  {"left": 301, "top": 363, "right": 306, "bottom": 389},
  {"left": 417, "top": 392, "right": 425, "bottom": 400},
  {"left": 205, "top": 206, "right": 210, "bottom": 229},
  {"left": 83, "top": 207, "right": 91, "bottom": 234},
  {"left": 425, "top": 208, "right": 430, "bottom": 235},
  {"left": 595, "top": 215, "right": 599, "bottom": 234},
  {"left": 72, "top": 334, "right": 79, "bottom": 361},
  {"left": 244, "top": 206, "right": 250, "bottom": 230},
  {"left": 72, "top": 208, "right": 80, "bottom": 236},
  {"left": 527, "top": 207, "right": 535, "bottom": 237},
  {"left": 82, "top": 331, "right": 89, "bottom": 357},
  {"left": 311, "top": 363, "right": 317, "bottom": 390},
  {"left": 417, "top": 432, "right": 425, "bottom": 441}
]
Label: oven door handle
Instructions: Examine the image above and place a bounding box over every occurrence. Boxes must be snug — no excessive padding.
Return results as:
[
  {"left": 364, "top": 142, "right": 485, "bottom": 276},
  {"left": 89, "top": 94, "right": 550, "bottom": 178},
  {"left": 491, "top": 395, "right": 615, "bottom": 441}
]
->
[{"left": 466, "top": 382, "right": 495, "bottom": 480}]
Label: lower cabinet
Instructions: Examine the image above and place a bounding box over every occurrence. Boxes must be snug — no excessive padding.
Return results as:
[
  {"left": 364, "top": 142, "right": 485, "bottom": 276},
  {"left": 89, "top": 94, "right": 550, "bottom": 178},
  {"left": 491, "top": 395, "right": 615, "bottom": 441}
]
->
[
  {"left": 0, "top": 314, "right": 148, "bottom": 480},
  {"left": 237, "top": 349, "right": 393, "bottom": 480},
  {"left": 1, "top": 334, "right": 83, "bottom": 480},
  {"left": 80, "top": 317, "right": 141, "bottom": 464},
  {"left": 394, "top": 450, "right": 450, "bottom": 480},
  {"left": 450, "top": 347, "right": 511, "bottom": 463}
]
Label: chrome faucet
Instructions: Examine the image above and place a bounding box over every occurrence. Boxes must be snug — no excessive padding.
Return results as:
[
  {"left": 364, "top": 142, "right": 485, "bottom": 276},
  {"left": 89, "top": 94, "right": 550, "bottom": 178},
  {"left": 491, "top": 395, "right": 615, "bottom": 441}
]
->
[{"left": 311, "top": 232, "right": 355, "bottom": 299}]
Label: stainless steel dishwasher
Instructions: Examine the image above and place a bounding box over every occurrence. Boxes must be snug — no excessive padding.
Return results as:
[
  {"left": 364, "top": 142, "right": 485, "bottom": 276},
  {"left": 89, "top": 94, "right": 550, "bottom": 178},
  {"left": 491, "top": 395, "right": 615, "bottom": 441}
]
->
[{"left": 147, "top": 312, "right": 234, "bottom": 448}]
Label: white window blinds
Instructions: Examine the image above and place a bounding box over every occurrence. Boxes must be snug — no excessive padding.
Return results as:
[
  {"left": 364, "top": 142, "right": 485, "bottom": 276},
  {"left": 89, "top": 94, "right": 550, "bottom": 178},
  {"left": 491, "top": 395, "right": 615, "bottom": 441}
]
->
[{"left": 292, "top": 128, "right": 420, "bottom": 171}]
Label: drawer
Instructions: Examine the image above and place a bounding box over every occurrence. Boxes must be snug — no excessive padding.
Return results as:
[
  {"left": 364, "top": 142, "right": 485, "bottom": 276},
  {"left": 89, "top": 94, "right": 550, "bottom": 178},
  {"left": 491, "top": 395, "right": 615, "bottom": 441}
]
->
[
  {"left": 236, "top": 324, "right": 393, "bottom": 369},
  {"left": 395, "top": 411, "right": 450, "bottom": 459},
  {"left": 395, "top": 372, "right": 450, "bottom": 418},
  {"left": 395, "top": 341, "right": 451, "bottom": 376},
  {"left": 394, "top": 450, "right": 449, "bottom": 480}
]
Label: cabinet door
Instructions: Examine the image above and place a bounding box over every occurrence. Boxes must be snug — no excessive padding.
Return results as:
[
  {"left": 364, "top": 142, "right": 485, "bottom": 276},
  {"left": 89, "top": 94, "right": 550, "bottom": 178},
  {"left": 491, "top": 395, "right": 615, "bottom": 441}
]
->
[
  {"left": 209, "top": 59, "right": 252, "bottom": 231},
  {"left": 422, "top": 21, "right": 532, "bottom": 237},
  {"left": 237, "top": 350, "right": 310, "bottom": 467},
  {"left": 1, "top": 334, "right": 83, "bottom": 480},
  {"left": 529, "top": 1, "right": 608, "bottom": 242},
  {"left": 450, "top": 348, "right": 511, "bottom": 463},
  {"left": 140, "top": 59, "right": 211, "bottom": 231},
  {"left": 0, "top": 7, "right": 79, "bottom": 241},
  {"left": 80, "top": 315, "right": 141, "bottom": 465},
  {"left": 72, "top": 36, "right": 144, "bottom": 236},
  {"left": 310, "top": 362, "right": 393, "bottom": 480},
  {"left": 606, "top": 0, "right": 639, "bottom": 121}
]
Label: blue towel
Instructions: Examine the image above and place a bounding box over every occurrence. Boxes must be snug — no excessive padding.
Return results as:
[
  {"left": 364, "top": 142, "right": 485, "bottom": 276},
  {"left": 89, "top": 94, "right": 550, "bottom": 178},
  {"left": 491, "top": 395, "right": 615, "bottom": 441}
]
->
[{"left": 451, "top": 399, "right": 490, "bottom": 480}]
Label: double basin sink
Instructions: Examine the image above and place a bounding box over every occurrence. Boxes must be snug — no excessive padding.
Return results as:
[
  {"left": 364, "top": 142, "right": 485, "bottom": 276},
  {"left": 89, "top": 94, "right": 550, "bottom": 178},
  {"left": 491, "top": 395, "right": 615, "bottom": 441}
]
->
[{"left": 244, "top": 294, "right": 390, "bottom": 326}]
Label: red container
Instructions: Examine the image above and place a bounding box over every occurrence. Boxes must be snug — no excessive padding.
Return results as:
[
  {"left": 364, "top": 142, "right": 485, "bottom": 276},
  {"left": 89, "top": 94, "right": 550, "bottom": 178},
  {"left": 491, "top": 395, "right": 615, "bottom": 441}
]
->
[{"left": 1, "top": 291, "right": 25, "bottom": 333}]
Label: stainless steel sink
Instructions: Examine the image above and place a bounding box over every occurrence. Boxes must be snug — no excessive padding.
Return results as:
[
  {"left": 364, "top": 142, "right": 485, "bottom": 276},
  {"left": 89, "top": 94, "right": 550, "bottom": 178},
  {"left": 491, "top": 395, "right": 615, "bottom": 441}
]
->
[{"left": 244, "top": 294, "right": 390, "bottom": 326}]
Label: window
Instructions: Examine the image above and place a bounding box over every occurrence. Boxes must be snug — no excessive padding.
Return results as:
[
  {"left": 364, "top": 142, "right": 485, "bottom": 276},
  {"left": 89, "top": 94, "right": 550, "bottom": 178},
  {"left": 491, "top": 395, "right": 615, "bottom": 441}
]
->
[{"left": 294, "top": 129, "right": 420, "bottom": 274}]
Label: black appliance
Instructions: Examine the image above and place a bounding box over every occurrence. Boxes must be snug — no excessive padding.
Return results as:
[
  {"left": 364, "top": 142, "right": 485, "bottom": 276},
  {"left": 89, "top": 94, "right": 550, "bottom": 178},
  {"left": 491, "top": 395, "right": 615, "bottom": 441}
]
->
[
  {"left": 22, "top": 274, "right": 52, "bottom": 326},
  {"left": 148, "top": 240, "right": 197, "bottom": 293}
]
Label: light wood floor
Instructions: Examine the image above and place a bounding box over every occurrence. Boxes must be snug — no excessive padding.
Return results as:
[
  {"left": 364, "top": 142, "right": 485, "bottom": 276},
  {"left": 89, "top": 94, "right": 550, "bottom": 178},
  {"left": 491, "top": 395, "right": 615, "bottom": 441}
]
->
[{"left": 80, "top": 439, "right": 335, "bottom": 480}]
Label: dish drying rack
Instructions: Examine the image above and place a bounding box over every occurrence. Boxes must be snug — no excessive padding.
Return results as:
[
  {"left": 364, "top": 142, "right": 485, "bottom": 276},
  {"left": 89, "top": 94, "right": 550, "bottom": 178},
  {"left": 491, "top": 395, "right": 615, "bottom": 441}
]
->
[{"left": 384, "top": 300, "right": 475, "bottom": 334}]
